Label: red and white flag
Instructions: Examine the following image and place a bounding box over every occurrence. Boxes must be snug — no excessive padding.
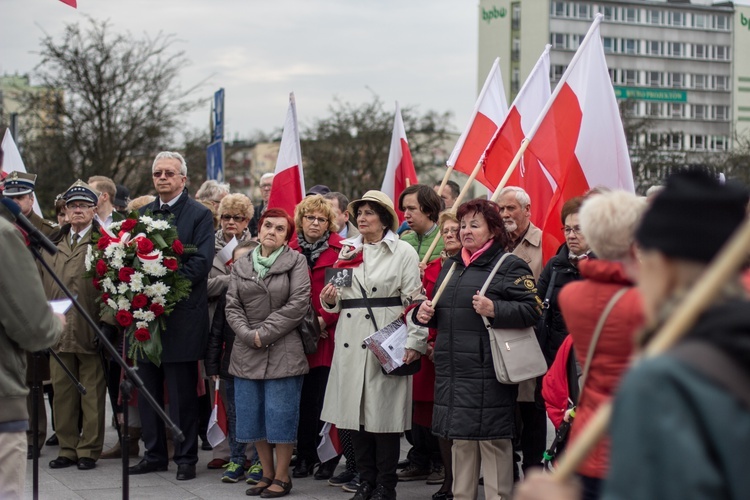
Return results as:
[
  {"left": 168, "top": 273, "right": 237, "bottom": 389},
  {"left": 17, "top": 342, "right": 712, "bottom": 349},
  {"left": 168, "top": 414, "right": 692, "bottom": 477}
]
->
[
  {"left": 267, "top": 93, "right": 305, "bottom": 217},
  {"left": 380, "top": 102, "right": 417, "bottom": 223},
  {"left": 527, "top": 14, "right": 634, "bottom": 260},
  {"left": 206, "top": 380, "right": 228, "bottom": 448},
  {"left": 317, "top": 422, "right": 343, "bottom": 463},
  {"left": 58, "top": 0, "right": 77, "bottom": 7},
  {"left": 483, "top": 46, "right": 555, "bottom": 229},
  {"left": 447, "top": 57, "right": 508, "bottom": 189}
]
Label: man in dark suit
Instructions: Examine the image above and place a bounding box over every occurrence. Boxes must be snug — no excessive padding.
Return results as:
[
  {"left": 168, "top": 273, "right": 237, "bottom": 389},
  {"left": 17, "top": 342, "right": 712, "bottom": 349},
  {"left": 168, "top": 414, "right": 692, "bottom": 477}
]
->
[{"left": 128, "top": 151, "right": 214, "bottom": 481}]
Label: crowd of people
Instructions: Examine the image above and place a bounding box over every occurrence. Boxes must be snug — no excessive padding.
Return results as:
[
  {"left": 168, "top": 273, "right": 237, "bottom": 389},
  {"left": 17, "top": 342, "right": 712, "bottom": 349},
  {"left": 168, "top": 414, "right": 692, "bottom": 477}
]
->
[{"left": 2, "top": 144, "right": 749, "bottom": 500}]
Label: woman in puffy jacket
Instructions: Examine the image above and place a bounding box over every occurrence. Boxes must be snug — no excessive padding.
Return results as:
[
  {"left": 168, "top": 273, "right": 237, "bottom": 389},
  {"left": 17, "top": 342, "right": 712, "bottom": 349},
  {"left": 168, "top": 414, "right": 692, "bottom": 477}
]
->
[{"left": 416, "top": 199, "right": 540, "bottom": 500}]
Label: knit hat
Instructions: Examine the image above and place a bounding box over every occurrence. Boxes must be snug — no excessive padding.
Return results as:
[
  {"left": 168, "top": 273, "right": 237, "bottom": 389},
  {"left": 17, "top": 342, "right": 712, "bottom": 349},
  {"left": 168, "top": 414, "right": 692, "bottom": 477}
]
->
[{"left": 636, "top": 169, "right": 748, "bottom": 263}]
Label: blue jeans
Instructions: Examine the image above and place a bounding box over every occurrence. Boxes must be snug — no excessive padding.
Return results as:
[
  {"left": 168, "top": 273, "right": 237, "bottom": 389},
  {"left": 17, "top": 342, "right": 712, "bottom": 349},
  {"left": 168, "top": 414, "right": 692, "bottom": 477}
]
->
[
  {"left": 235, "top": 375, "right": 303, "bottom": 444},
  {"left": 225, "top": 377, "right": 257, "bottom": 465}
]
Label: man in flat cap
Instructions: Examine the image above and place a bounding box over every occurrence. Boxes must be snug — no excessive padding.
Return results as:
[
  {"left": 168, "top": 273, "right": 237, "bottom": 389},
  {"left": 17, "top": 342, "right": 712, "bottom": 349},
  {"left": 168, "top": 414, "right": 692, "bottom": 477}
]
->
[
  {"left": 2, "top": 170, "right": 60, "bottom": 459},
  {"left": 42, "top": 180, "right": 110, "bottom": 471}
]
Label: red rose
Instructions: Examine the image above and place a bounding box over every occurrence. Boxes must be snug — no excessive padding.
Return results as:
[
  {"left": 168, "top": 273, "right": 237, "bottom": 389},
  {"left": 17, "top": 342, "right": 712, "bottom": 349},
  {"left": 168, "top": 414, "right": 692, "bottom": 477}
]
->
[
  {"left": 172, "top": 240, "right": 184, "bottom": 255},
  {"left": 92, "top": 277, "right": 101, "bottom": 290},
  {"left": 97, "top": 235, "right": 111, "bottom": 250},
  {"left": 96, "top": 259, "right": 108, "bottom": 276},
  {"left": 136, "top": 237, "right": 154, "bottom": 254},
  {"left": 163, "top": 258, "right": 178, "bottom": 271},
  {"left": 132, "top": 293, "right": 148, "bottom": 309},
  {"left": 102, "top": 293, "right": 110, "bottom": 302},
  {"left": 115, "top": 310, "right": 133, "bottom": 327},
  {"left": 150, "top": 303, "right": 165, "bottom": 317},
  {"left": 134, "top": 328, "right": 151, "bottom": 342},
  {"left": 118, "top": 267, "right": 135, "bottom": 283},
  {"left": 120, "top": 219, "right": 137, "bottom": 232}
]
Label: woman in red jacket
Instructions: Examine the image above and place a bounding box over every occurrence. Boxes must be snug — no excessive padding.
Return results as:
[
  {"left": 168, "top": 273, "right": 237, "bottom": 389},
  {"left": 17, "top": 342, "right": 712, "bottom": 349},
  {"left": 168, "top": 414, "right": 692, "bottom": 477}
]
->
[
  {"left": 557, "top": 191, "right": 646, "bottom": 500},
  {"left": 416, "top": 211, "right": 461, "bottom": 500},
  {"left": 289, "top": 195, "right": 343, "bottom": 479}
]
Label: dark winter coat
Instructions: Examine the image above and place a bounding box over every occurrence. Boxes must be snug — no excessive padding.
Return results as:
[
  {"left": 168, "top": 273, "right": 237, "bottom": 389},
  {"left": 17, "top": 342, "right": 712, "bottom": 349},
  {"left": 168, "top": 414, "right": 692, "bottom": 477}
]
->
[
  {"left": 205, "top": 295, "right": 235, "bottom": 379},
  {"left": 604, "top": 299, "right": 750, "bottom": 500},
  {"left": 139, "top": 189, "right": 215, "bottom": 362},
  {"left": 426, "top": 242, "right": 541, "bottom": 440},
  {"left": 536, "top": 244, "right": 586, "bottom": 364}
]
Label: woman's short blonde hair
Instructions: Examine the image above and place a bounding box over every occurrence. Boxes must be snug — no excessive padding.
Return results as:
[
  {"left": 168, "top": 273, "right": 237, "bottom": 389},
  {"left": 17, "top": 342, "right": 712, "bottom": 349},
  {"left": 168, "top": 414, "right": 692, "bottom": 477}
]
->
[
  {"left": 294, "top": 195, "right": 339, "bottom": 233},
  {"left": 579, "top": 191, "right": 647, "bottom": 261},
  {"left": 438, "top": 210, "right": 459, "bottom": 229},
  {"left": 126, "top": 195, "right": 156, "bottom": 212},
  {"left": 218, "top": 193, "right": 254, "bottom": 220}
]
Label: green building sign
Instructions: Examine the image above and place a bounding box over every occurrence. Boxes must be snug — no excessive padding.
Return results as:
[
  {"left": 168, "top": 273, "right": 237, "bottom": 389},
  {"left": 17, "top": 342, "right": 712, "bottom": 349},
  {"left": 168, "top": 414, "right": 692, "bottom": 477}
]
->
[{"left": 614, "top": 86, "right": 687, "bottom": 103}]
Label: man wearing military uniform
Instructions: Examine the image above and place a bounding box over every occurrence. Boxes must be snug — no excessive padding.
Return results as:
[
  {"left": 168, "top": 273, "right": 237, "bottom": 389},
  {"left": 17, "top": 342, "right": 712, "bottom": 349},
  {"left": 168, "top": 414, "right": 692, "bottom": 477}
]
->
[
  {"left": 2, "top": 171, "right": 60, "bottom": 459},
  {"left": 42, "top": 180, "right": 110, "bottom": 471}
]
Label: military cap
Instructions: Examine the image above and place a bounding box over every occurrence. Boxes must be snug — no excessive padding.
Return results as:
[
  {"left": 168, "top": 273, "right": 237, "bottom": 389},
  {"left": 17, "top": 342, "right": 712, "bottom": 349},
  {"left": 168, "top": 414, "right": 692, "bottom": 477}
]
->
[
  {"left": 63, "top": 179, "right": 99, "bottom": 205},
  {"left": 3, "top": 171, "right": 36, "bottom": 197}
]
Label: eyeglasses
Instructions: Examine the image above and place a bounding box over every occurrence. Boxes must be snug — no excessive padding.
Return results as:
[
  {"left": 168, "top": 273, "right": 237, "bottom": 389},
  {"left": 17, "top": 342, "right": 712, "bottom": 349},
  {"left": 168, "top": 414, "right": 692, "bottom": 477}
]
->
[
  {"left": 66, "top": 203, "right": 94, "bottom": 210},
  {"left": 563, "top": 225, "right": 582, "bottom": 235},
  {"left": 441, "top": 228, "right": 459, "bottom": 236},
  {"left": 303, "top": 215, "right": 329, "bottom": 225},
  {"left": 152, "top": 170, "right": 179, "bottom": 178},
  {"left": 221, "top": 214, "right": 247, "bottom": 222},
  {"left": 260, "top": 184, "right": 273, "bottom": 190}
]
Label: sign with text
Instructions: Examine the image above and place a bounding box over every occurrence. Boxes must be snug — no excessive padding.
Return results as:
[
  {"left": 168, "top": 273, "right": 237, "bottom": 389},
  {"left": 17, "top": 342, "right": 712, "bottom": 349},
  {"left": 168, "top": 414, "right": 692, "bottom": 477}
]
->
[
  {"left": 614, "top": 86, "right": 687, "bottom": 103},
  {"left": 212, "top": 88, "right": 225, "bottom": 142},
  {"left": 206, "top": 140, "right": 224, "bottom": 182}
]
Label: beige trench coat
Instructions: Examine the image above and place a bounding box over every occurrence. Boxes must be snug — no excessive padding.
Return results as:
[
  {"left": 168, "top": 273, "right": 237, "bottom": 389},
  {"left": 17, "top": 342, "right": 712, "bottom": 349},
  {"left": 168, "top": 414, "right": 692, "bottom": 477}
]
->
[{"left": 320, "top": 232, "right": 428, "bottom": 433}]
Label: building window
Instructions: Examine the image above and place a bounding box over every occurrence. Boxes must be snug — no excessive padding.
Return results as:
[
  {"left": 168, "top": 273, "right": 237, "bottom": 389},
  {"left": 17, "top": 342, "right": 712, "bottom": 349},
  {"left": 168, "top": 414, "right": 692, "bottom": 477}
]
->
[
  {"left": 648, "top": 10, "right": 661, "bottom": 25},
  {"left": 715, "top": 106, "right": 729, "bottom": 121},
  {"left": 623, "top": 8, "right": 638, "bottom": 23},
  {"left": 693, "top": 135, "right": 706, "bottom": 150},
  {"left": 623, "top": 39, "right": 638, "bottom": 55},
  {"left": 670, "top": 73, "right": 683, "bottom": 88},
  {"left": 512, "top": 3, "right": 521, "bottom": 29},
  {"left": 624, "top": 69, "right": 637, "bottom": 85},
  {"left": 693, "top": 105, "right": 706, "bottom": 120},
  {"left": 602, "top": 5, "right": 615, "bottom": 21},
  {"left": 671, "top": 12, "right": 685, "bottom": 27},
  {"left": 552, "top": 1, "right": 567, "bottom": 17},
  {"left": 552, "top": 33, "right": 567, "bottom": 49},
  {"left": 647, "top": 102, "right": 662, "bottom": 117},
  {"left": 551, "top": 64, "right": 566, "bottom": 81},
  {"left": 577, "top": 4, "right": 590, "bottom": 19},
  {"left": 715, "top": 15, "right": 728, "bottom": 31},
  {"left": 669, "top": 42, "right": 684, "bottom": 58},
  {"left": 694, "top": 74, "right": 706, "bottom": 89},
  {"left": 647, "top": 40, "right": 662, "bottom": 56},
  {"left": 667, "top": 133, "right": 683, "bottom": 150},
  {"left": 649, "top": 71, "right": 662, "bottom": 87},
  {"left": 711, "top": 136, "right": 728, "bottom": 151},
  {"left": 714, "top": 75, "right": 729, "bottom": 91},
  {"left": 670, "top": 103, "right": 684, "bottom": 118},
  {"left": 570, "top": 34, "right": 585, "bottom": 50},
  {"left": 693, "top": 44, "right": 707, "bottom": 59},
  {"left": 693, "top": 14, "right": 706, "bottom": 29},
  {"left": 603, "top": 37, "right": 614, "bottom": 53},
  {"left": 714, "top": 46, "right": 729, "bottom": 61},
  {"left": 623, "top": 100, "right": 638, "bottom": 116}
]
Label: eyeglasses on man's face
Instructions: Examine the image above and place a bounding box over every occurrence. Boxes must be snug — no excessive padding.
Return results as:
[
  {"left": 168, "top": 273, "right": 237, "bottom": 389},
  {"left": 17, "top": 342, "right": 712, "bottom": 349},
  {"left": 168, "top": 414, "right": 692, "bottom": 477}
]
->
[
  {"left": 152, "top": 170, "right": 180, "bottom": 178},
  {"left": 66, "top": 203, "right": 95, "bottom": 210}
]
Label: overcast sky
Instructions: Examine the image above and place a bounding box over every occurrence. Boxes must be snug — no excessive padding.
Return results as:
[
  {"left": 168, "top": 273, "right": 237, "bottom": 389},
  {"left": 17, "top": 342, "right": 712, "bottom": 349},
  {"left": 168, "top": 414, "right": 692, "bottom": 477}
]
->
[{"left": 1, "top": 0, "right": 479, "bottom": 142}]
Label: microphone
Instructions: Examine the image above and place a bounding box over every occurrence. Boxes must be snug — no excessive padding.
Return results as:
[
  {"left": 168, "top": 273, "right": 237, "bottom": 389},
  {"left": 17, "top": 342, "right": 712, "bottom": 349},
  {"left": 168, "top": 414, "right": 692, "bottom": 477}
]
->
[{"left": 0, "top": 198, "right": 58, "bottom": 255}]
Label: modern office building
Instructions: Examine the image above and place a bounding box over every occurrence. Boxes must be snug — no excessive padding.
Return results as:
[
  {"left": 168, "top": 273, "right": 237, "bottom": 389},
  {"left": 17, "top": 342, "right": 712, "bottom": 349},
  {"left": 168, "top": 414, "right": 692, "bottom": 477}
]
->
[{"left": 478, "top": 0, "right": 750, "bottom": 153}]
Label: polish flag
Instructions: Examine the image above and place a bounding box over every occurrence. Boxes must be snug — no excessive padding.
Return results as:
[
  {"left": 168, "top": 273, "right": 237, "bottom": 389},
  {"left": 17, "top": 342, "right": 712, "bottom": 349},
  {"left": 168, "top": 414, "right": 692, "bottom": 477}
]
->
[
  {"left": 527, "top": 15, "right": 634, "bottom": 260},
  {"left": 317, "top": 422, "right": 343, "bottom": 463},
  {"left": 380, "top": 102, "right": 418, "bottom": 223},
  {"left": 1, "top": 129, "right": 43, "bottom": 217},
  {"left": 267, "top": 93, "right": 305, "bottom": 217},
  {"left": 447, "top": 58, "right": 508, "bottom": 189},
  {"left": 58, "top": 0, "right": 77, "bottom": 7},
  {"left": 483, "top": 46, "right": 556, "bottom": 229},
  {"left": 206, "top": 380, "right": 228, "bottom": 447}
]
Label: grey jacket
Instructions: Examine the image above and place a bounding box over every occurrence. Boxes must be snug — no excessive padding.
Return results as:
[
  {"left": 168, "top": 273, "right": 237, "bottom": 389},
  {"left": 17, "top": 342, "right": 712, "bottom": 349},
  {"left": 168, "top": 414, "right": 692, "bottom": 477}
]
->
[
  {"left": 226, "top": 246, "right": 311, "bottom": 380},
  {"left": 0, "top": 218, "right": 62, "bottom": 424}
]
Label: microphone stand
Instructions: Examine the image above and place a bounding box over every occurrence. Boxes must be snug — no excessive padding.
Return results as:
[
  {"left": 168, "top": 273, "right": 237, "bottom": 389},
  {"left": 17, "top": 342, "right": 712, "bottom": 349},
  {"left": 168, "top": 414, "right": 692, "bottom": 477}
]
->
[{"left": 27, "top": 240, "right": 184, "bottom": 500}]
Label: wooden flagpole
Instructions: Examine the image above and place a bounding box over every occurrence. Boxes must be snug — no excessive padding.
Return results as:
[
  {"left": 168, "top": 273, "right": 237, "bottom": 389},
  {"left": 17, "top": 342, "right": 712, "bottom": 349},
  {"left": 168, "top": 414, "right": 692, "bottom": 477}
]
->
[
  {"left": 420, "top": 160, "right": 483, "bottom": 265},
  {"left": 430, "top": 263, "right": 457, "bottom": 307},
  {"left": 552, "top": 214, "right": 750, "bottom": 481},
  {"left": 436, "top": 165, "right": 455, "bottom": 198}
]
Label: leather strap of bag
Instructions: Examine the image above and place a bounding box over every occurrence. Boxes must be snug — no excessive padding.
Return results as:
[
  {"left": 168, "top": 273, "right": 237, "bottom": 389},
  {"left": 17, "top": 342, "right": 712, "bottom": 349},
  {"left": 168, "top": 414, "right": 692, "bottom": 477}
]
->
[
  {"left": 357, "top": 282, "right": 380, "bottom": 331},
  {"left": 578, "top": 287, "right": 628, "bottom": 393},
  {"left": 478, "top": 252, "right": 512, "bottom": 328}
]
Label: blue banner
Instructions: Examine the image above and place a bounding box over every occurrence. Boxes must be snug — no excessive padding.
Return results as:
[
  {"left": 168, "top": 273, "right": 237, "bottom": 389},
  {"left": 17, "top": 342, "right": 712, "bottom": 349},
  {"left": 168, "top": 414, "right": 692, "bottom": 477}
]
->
[
  {"left": 206, "top": 140, "right": 224, "bottom": 182},
  {"left": 213, "top": 88, "right": 225, "bottom": 142}
]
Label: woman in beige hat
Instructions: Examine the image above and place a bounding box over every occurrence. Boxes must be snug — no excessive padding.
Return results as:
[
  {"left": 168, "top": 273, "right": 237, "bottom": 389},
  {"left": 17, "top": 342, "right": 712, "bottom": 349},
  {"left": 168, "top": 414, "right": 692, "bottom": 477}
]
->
[{"left": 319, "top": 190, "right": 428, "bottom": 500}]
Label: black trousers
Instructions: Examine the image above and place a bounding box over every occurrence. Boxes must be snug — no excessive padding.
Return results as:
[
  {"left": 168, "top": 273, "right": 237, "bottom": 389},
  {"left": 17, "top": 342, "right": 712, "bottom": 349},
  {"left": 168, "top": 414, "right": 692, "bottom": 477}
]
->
[
  {"left": 296, "top": 366, "right": 330, "bottom": 462},
  {"left": 137, "top": 360, "right": 199, "bottom": 465},
  {"left": 514, "top": 401, "right": 547, "bottom": 473},
  {"left": 410, "top": 422, "right": 441, "bottom": 469},
  {"left": 351, "top": 428, "right": 400, "bottom": 491}
]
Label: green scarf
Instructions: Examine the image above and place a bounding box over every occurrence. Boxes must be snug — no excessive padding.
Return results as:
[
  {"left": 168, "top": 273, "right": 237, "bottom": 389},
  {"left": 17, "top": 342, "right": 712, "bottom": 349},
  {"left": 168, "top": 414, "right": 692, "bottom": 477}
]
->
[{"left": 252, "top": 244, "right": 285, "bottom": 279}]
